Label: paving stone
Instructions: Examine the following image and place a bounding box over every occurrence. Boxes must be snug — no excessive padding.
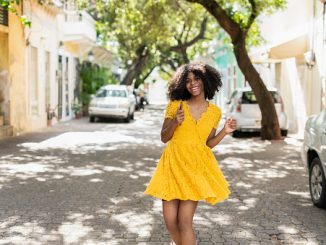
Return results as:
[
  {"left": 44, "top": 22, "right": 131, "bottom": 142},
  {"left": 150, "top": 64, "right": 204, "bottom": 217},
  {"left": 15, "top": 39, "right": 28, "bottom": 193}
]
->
[{"left": 0, "top": 109, "right": 325, "bottom": 244}]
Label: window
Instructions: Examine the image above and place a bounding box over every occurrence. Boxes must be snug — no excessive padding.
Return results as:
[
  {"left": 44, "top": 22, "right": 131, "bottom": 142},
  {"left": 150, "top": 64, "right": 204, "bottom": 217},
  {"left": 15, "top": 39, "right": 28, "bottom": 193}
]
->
[
  {"left": 45, "top": 51, "right": 51, "bottom": 109},
  {"left": 0, "top": 6, "right": 8, "bottom": 26},
  {"left": 96, "top": 89, "right": 127, "bottom": 98},
  {"left": 241, "top": 91, "right": 281, "bottom": 104},
  {"left": 107, "top": 90, "right": 127, "bottom": 97}
]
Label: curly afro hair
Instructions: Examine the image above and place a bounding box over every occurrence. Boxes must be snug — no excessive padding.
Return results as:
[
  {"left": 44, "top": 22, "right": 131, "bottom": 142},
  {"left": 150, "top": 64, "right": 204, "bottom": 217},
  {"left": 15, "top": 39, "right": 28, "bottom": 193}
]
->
[{"left": 167, "top": 62, "right": 222, "bottom": 101}]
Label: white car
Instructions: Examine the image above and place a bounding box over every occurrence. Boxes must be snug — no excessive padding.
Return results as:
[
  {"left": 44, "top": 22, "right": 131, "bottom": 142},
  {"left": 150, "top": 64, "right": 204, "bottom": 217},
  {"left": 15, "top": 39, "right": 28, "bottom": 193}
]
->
[
  {"left": 225, "top": 87, "right": 289, "bottom": 137},
  {"left": 302, "top": 109, "right": 326, "bottom": 208},
  {"left": 88, "top": 85, "right": 136, "bottom": 123}
]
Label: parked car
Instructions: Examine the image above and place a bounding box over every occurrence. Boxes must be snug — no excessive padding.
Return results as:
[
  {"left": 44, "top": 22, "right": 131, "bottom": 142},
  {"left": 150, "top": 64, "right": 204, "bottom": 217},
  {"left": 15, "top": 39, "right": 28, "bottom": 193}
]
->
[
  {"left": 301, "top": 109, "right": 326, "bottom": 208},
  {"left": 88, "top": 85, "right": 136, "bottom": 123},
  {"left": 225, "top": 87, "right": 289, "bottom": 137}
]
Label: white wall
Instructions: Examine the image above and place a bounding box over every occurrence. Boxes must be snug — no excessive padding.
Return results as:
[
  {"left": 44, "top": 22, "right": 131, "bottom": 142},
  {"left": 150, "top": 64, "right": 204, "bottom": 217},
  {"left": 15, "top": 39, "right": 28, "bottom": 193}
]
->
[
  {"left": 258, "top": 0, "right": 312, "bottom": 48},
  {"left": 24, "top": 1, "right": 80, "bottom": 129},
  {"left": 252, "top": 0, "right": 325, "bottom": 135},
  {"left": 146, "top": 69, "right": 168, "bottom": 104}
]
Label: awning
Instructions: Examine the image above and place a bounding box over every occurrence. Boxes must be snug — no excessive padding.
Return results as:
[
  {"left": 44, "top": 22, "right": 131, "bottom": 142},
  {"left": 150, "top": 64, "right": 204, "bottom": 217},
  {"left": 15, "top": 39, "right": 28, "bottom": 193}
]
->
[
  {"left": 269, "top": 35, "right": 309, "bottom": 59},
  {"left": 250, "top": 34, "right": 309, "bottom": 63},
  {"left": 63, "top": 39, "right": 114, "bottom": 67}
]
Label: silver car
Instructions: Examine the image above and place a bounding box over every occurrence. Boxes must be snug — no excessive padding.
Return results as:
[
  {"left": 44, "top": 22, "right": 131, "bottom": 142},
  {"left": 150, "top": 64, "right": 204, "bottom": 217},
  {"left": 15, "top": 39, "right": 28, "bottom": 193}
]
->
[
  {"left": 89, "top": 85, "right": 136, "bottom": 123},
  {"left": 226, "top": 87, "right": 289, "bottom": 137},
  {"left": 302, "top": 109, "right": 326, "bottom": 208}
]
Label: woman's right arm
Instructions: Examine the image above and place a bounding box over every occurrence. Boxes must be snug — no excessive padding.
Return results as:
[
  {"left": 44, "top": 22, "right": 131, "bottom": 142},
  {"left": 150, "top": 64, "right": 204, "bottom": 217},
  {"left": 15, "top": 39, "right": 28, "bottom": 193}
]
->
[
  {"left": 161, "top": 118, "right": 178, "bottom": 143},
  {"left": 161, "top": 102, "right": 184, "bottom": 143}
]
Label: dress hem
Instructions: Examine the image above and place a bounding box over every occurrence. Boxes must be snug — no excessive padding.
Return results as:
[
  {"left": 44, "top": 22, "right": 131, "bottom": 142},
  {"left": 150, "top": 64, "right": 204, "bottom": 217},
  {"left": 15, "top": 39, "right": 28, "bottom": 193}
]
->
[{"left": 144, "top": 191, "right": 230, "bottom": 206}]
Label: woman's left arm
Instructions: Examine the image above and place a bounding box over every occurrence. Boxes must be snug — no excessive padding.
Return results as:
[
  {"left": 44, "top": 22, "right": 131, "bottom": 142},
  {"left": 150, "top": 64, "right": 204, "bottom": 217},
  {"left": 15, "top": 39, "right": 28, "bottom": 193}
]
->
[{"left": 206, "top": 118, "right": 237, "bottom": 148}]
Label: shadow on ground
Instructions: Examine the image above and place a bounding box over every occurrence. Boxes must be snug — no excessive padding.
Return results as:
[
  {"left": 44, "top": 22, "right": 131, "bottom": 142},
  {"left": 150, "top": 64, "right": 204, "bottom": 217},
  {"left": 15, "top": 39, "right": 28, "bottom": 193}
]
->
[{"left": 0, "top": 108, "right": 325, "bottom": 244}]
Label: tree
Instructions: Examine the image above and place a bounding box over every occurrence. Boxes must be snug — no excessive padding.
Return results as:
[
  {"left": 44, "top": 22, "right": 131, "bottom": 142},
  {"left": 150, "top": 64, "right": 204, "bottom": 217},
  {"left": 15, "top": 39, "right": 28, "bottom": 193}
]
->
[
  {"left": 186, "top": 0, "right": 286, "bottom": 140},
  {"left": 79, "top": 62, "right": 119, "bottom": 114},
  {"left": 88, "top": 0, "right": 218, "bottom": 86}
]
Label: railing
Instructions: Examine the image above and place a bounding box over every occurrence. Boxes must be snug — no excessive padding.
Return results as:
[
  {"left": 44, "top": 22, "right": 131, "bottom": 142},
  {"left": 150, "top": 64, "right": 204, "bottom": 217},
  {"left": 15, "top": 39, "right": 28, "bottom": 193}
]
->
[
  {"left": 0, "top": 6, "right": 8, "bottom": 26},
  {"left": 61, "top": 10, "right": 96, "bottom": 42}
]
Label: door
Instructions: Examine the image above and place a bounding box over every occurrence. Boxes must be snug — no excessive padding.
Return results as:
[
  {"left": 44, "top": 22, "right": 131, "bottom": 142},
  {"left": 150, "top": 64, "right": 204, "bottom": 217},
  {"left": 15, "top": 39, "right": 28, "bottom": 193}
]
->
[{"left": 57, "top": 55, "right": 63, "bottom": 120}]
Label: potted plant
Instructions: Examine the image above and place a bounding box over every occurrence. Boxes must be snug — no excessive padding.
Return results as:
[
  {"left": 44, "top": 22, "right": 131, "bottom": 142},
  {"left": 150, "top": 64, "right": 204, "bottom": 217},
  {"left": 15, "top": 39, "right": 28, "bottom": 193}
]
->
[
  {"left": 72, "top": 99, "right": 82, "bottom": 119},
  {"left": 46, "top": 104, "right": 57, "bottom": 126}
]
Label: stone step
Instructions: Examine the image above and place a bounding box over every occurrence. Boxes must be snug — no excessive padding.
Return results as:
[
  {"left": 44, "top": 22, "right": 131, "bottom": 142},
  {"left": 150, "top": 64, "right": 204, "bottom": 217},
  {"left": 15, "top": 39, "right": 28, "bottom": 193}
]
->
[
  {"left": 0, "top": 115, "right": 3, "bottom": 126},
  {"left": 0, "top": 125, "right": 13, "bottom": 139}
]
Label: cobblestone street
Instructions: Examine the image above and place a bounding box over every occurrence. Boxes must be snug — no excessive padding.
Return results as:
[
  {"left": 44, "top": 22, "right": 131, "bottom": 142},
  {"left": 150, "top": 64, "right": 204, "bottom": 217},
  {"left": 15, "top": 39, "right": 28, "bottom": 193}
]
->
[{"left": 0, "top": 107, "right": 325, "bottom": 245}]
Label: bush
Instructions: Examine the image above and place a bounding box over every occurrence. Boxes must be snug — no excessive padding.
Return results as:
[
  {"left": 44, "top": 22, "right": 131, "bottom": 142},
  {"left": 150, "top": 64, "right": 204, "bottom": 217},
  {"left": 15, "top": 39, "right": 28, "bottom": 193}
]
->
[{"left": 79, "top": 62, "right": 119, "bottom": 114}]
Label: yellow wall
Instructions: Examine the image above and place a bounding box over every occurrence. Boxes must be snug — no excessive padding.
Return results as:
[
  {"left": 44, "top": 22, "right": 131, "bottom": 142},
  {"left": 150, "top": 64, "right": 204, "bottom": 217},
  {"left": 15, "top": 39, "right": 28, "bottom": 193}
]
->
[
  {"left": 0, "top": 30, "right": 10, "bottom": 125},
  {"left": 8, "top": 11, "right": 28, "bottom": 134},
  {"left": 0, "top": 32, "right": 9, "bottom": 70}
]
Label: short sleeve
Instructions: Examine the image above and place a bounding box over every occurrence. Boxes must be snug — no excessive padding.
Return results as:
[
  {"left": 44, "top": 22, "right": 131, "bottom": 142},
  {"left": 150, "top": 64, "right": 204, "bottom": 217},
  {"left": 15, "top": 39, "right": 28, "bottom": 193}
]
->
[
  {"left": 165, "top": 101, "right": 179, "bottom": 119},
  {"left": 213, "top": 106, "right": 222, "bottom": 129}
]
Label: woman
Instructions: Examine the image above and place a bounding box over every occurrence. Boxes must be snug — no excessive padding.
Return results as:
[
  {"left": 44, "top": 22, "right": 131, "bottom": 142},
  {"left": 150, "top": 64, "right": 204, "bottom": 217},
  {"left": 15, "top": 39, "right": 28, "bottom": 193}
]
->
[{"left": 145, "top": 62, "right": 236, "bottom": 245}]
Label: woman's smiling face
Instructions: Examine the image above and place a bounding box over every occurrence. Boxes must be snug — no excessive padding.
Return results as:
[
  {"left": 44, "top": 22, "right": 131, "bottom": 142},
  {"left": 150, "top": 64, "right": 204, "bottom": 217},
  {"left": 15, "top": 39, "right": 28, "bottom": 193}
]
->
[{"left": 186, "top": 72, "right": 204, "bottom": 97}]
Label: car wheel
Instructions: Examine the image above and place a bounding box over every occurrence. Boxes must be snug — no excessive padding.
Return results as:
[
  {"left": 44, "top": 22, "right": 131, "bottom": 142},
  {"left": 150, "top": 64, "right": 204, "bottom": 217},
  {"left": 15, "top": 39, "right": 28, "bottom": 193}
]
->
[
  {"left": 232, "top": 130, "right": 241, "bottom": 138},
  {"left": 281, "top": 129, "right": 288, "bottom": 137},
  {"left": 89, "top": 116, "right": 95, "bottom": 123},
  {"left": 124, "top": 113, "right": 130, "bottom": 123},
  {"left": 130, "top": 112, "right": 134, "bottom": 120},
  {"left": 309, "top": 158, "right": 326, "bottom": 208}
]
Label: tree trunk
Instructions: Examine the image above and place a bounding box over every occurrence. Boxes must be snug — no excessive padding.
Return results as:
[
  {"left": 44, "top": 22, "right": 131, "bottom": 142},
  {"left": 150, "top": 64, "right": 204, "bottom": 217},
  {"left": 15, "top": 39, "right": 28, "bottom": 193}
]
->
[
  {"left": 121, "top": 46, "right": 150, "bottom": 86},
  {"left": 233, "top": 41, "right": 281, "bottom": 140},
  {"left": 185, "top": 0, "right": 282, "bottom": 140}
]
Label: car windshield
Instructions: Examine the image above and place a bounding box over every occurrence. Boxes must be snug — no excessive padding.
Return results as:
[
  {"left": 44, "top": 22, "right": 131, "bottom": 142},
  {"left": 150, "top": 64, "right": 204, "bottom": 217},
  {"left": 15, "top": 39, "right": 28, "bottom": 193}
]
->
[
  {"left": 96, "top": 89, "right": 127, "bottom": 98},
  {"left": 241, "top": 91, "right": 281, "bottom": 104}
]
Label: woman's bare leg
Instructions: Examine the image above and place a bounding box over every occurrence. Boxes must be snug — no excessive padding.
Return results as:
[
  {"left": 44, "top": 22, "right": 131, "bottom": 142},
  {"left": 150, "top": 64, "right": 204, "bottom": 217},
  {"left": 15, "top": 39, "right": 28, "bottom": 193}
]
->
[
  {"left": 177, "top": 200, "right": 198, "bottom": 245},
  {"left": 163, "top": 199, "right": 182, "bottom": 245}
]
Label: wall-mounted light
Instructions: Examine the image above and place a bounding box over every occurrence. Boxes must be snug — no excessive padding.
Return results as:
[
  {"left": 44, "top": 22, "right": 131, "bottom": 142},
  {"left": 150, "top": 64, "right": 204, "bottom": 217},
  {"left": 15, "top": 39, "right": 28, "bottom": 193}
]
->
[
  {"left": 58, "top": 41, "right": 64, "bottom": 56},
  {"left": 304, "top": 50, "right": 316, "bottom": 69},
  {"left": 88, "top": 51, "right": 94, "bottom": 62}
]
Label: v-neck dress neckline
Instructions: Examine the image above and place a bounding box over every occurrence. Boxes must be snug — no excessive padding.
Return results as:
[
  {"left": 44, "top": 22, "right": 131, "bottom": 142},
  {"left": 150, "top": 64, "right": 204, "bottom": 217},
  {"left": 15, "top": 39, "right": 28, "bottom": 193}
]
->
[{"left": 184, "top": 100, "right": 211, "bottom": 124}]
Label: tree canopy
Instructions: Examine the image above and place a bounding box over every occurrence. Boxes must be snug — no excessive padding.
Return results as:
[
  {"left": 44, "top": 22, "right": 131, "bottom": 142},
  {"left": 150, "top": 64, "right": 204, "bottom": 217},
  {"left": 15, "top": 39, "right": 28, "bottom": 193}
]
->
[
  {"left": 81, "top": 0, "right": 220, "bottom": 85},
  {"left": 186, "top": 0, "right": 287, "bottom": 140}
]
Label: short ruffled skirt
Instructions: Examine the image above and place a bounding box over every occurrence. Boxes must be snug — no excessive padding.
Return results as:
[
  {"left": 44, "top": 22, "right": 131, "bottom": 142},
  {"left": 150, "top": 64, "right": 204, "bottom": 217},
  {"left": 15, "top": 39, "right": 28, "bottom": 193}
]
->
[{"left": 144, "top": 141, "right": 230, "bottom": 205}]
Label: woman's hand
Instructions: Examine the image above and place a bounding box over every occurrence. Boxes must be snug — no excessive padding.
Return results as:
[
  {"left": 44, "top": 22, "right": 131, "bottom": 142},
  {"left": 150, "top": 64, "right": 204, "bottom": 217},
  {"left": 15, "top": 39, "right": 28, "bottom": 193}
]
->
[
  {"left": 224, "top": 118, "right": 237, "bottom": 134},
  {"left": 174, "top": 102, "right": 184, "bottom": 125}
]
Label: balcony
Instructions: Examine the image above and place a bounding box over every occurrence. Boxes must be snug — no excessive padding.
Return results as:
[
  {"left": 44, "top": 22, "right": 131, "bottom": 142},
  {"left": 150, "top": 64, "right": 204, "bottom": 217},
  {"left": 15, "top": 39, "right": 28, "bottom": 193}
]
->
[
  {"left": 0, "top": 6, "right": 8, "bottom": 26},
  {"left": 61, "top": 11, "right": 96, "bottom": 43}
]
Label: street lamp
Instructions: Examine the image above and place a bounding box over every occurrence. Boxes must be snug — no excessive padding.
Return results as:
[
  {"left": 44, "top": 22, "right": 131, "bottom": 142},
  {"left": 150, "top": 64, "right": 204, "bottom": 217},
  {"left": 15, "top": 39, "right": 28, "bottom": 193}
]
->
[{"left": 88, "top": 51, "right": 94, "bottom": 62}]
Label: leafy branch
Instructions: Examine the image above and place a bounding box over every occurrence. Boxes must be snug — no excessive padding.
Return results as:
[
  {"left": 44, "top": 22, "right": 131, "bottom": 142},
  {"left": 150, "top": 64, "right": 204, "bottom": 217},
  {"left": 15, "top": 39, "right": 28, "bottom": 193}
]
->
[{"left": 1, "top": 0, "right": 31, "bottom": 26}]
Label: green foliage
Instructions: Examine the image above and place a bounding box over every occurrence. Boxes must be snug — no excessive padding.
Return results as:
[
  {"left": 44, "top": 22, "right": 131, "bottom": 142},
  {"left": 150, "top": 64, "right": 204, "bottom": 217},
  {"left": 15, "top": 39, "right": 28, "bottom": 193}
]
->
[
  {"left": 1, "top": 0, "right": 31, "bottom": 26},
  {"left": 187, "top": 0, "right": 286, "bottom": 48},
  {"left": 217, "top": 0, "right": 286, "bottom": 26},
  {"left": 20, "top": 15, "right": 31, "bottom": 27},
  {"left": 79, "top": 63, "right": 119, "bottom": 107},
  {"left": 71, "top": 98, "right": 82, "bottom": 113},
  {"left": 81, "top": 0, "right": 219, "bottom": 83},
  {"left": 217, "top": 0, "right": 286, "bottom": 45}
]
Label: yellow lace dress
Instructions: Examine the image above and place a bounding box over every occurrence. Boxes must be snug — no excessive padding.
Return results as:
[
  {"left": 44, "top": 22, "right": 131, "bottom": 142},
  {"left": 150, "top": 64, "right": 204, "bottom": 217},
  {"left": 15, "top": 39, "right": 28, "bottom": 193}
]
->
[{"left": 144, "top": 100, "right": 230, "bottom": 205}]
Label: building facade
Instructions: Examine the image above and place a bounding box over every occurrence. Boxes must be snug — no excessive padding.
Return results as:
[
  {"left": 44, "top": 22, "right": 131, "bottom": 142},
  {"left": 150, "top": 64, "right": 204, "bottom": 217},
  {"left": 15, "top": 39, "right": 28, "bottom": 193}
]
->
[
  {"left": 251, "top": 0, "right": 326, "bottom": 135},
  {"left": 0, "top": 0, "right": 111, "bottom": 139}
]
